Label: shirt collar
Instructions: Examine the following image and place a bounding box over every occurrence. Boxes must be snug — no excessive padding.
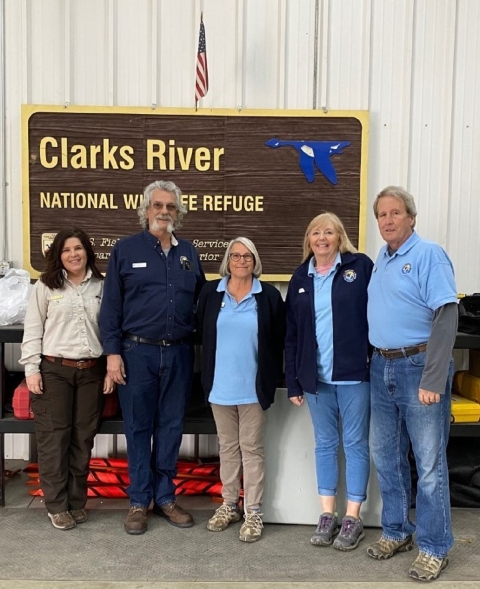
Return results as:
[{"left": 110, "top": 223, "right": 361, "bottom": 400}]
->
[
  {"left": 307, "top": 251, "right": 341, "bottom": 277},
  {"left": 216, "top": 276, "right": 262, "bottom": 294},
  {"left": 62, "top": 267, "right": 92, "bottom": 284},
  {"left": 382, "top": 230, "right": 420, "bottom": 258},
  {"left": 144, "top": 230, "right": 178, "bottom": 247}
]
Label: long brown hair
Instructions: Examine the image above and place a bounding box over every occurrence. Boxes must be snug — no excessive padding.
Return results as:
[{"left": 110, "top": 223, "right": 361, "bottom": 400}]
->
[{"left": 40, "top": 228, "right": 103, "bottom": 289}]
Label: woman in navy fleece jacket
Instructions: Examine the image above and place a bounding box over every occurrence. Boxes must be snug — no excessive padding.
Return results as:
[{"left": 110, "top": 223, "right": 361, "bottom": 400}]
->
[{"left": 285, "top": 212, "right": 373, "bottom": 552}]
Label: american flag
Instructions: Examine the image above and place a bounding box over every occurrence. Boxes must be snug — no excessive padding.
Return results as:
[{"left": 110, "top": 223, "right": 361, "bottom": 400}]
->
[{"left": 195, "top": 19, "right": 208, "bottom": 105}]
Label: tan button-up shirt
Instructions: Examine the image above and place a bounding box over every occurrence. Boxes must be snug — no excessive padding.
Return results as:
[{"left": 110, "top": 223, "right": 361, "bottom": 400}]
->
[{"left": 19, "top": 269, "right": 104, "bottom": 376}]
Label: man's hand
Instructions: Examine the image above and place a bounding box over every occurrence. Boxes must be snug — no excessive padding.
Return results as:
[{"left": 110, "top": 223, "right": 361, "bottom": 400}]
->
[
  {"left": 103, "top": 374, "right": 116, "bottom": 394},
  {"left": 419, "top": 388, "right": 440, "bottom": 405},
  {"left": 26, "top": 373, "right": 43, "bottom": 395},
  {"left": 107, "top": 354, "right": 126, "bottom": 385},
  {"left": 289, "top": 395, "right": 304, "bottom": 406}
]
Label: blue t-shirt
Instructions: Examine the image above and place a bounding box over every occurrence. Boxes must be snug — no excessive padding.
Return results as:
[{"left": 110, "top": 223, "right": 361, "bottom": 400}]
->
[
  {"left": 208, "top": 276, "right": 261, "bottom": 405},
  {"left": 309, "top": 255, "right": 360, "bottom": 386},
  {"left": 368, "top": 231, "right": 457, "bottom": 349}
]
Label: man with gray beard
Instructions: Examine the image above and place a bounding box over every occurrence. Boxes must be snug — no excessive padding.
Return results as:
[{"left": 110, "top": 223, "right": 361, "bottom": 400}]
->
[{"left": 100, "top": 180, "right": 205, "bottom": 535}]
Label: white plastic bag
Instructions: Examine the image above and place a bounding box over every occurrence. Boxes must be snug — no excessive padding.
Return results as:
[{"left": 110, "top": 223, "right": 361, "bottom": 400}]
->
[{"left": 0, "top": 268, "right": 32, "bottom": 325}]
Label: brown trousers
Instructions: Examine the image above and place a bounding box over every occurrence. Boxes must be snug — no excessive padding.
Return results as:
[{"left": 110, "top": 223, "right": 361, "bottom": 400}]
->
[
  {"left": 211, "top": 403, "right": 267, "bottom": 510},
  {"left": 31, "top": 357, "right": 106, "bottom": 513}
]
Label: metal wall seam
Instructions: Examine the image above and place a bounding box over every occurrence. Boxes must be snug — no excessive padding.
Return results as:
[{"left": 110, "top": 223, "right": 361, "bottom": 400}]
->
[
  {"left": 106, "top": 0, "right": 116, "bottom": 105},
  {"left": 235, "top": 0, "right": 244, "bottom": 110},
  {"left": 151, "top": 0, "right": 158, "bottom": 109},
  {"left": 0, "top": 0, "right": 6, "bottom": 261},
  {"left": 277, "top": 0, "right": 287, "bottom": 110},
  {"left": 63, "top": 0, "right": 71, "bottom": 106},
  {"left": 319, "top": 0, "right": 329, "bottom": 112},
  {"left": 360, "top": 0, "right": 372, "bottom": 111}
]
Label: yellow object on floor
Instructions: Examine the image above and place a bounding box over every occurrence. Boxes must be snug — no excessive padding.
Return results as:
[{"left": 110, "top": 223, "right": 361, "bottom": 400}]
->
[{"left": 451, "top": 393, "right": 480, "bottom": 423}]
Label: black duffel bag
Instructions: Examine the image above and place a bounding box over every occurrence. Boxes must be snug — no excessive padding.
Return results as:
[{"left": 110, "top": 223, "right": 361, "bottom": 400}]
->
[{"left": 458, "top": 294, "right": 480, "bottom": 335}]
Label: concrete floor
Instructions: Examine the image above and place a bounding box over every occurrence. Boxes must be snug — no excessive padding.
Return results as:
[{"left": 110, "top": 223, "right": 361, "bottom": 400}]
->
[{"left": 1, "top": 460, "right": 480, "bottom": 589}]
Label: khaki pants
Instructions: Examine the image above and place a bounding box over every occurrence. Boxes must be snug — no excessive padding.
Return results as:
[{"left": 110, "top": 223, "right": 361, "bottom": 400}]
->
[
  {"left": 211, "top": 403, "right": 267, "bottom": 510},
  {"left": 31, "top": 357, "right": 106, "bottom": 513}
]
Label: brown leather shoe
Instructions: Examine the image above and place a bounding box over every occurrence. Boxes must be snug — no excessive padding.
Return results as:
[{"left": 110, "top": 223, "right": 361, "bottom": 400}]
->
[
  {"left": 153, "top": 501, "right": 194, "bottom": 528},
  {"left": 124, "top": 506, "right": 148, "bottom": 535}
]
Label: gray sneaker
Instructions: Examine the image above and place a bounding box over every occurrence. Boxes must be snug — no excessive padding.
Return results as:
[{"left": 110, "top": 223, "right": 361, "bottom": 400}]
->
[
  {"left": 239, "top": 510, "right": 264, "bottom": 542},
  {"left": 310, "top": 512, "right": 340, "bottom": 546},
  {"left": 48, "top": 511, "right": 76, "bottom": 530},
  {"left": 333, "top": 516, "right": 365, "bottom": 551},
  {"left": 367, "top": 535, "right": 414, "bottom": 560},
  {"left": 207, "top": 503, "right": 242, "bottom": 532},
  {"left": 408, "top": 551, "right": 448, "bottom": 582}
]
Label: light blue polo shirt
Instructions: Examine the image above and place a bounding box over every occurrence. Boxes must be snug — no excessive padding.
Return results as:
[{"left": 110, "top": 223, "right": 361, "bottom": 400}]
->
[
  {"left": 309, "top": 255, "right": 359, "bottom": 386},
  {"left": 208, "top": 276, "right": 261, "bottom": 405},
  {"left": 368, "top": 231, "right": 457, "bottom": 349}
]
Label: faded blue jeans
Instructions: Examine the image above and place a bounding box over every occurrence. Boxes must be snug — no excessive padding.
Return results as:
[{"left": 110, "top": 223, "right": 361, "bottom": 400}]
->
[
  {"left": 370, "top": 350, "right": 454, "bottom": 558},
  {"left": 306, "top": 381, "right": 370, "bottom": 502}
]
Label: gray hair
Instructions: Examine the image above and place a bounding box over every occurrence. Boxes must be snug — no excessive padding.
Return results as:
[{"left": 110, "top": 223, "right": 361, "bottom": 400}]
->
[
  {"left": 219, "top": 237, "right": 263, "bottom": 278},
  {"left": 373, "top": 186, "right": 417, "bottom": 228},
  {"left": 138, "top": 180, "right": 187, "bottom": 230}
]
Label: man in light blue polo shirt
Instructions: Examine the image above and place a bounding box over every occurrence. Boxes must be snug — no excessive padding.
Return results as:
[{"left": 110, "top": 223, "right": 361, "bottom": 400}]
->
[{"left": 366, "top": 186, "right": 457, "bottom": 582}]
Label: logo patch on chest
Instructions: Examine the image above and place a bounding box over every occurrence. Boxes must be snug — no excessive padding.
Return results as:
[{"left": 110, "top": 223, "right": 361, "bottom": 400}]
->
[{"left": 343, "top": 269, "right": 356, "bottom": 282}]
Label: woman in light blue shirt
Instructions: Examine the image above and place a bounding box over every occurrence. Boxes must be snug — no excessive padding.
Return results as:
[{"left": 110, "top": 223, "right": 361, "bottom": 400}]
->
[{"left": 197, "top": 237, "right": 285, "bottom": 543}]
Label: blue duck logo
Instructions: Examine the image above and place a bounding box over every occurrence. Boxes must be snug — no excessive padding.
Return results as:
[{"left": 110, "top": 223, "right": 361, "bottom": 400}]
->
[{"left": 265, "top": 138, "right": 351, "bottom": 184}]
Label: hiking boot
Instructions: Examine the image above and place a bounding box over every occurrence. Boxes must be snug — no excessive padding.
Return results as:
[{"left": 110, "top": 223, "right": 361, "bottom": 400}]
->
[
  {"left": 333, "top": 516, "right": 365, "bottom": 551},
  {"left": 408, "top": 551, "right": 448, "bottom": 582},
  {"left": 207, "top": 503, "right": 242, "bottom": 532},
  {"left": 367, "top": 535, "right": 414, "bottom": 560},
  {"left": 70, "top": 509, "right": 88, "bottom": 524},
  {"left": 310, "top": 512, "right": 340, "bottom": 546},
  {"left": 124, "top": 506, "right": 148, "bottom": 535},
  {"left": 48, "top": 511, "right": 76, "bottom": 530},
  {"left": 239, "top": 510, "right": 263, "bottom": 542},
  {"left": 153, "top": 501, "right": 194, "bottom": 528}
]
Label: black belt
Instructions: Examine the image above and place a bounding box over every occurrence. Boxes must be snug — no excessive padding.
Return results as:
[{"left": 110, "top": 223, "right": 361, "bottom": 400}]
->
[
  {"left": 124, "top": 333, "right": 187, "bottom": 346},
  {"left": 374, "top": 343, "right": 427, "bottom": 359}
]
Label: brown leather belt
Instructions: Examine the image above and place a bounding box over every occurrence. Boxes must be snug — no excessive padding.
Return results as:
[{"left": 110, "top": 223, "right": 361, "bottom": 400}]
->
[
  {"left": 43, "top": 355, "right": 97, "bottom": 369},
  {"left": 374, "top": 344, "right": 427, "bottom": 359}
]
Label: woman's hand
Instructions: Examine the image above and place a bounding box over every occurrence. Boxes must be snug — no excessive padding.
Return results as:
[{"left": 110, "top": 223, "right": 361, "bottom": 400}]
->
[
  {"left": 289, "top": 395, "right": 304, "bottom": 406},
  {"left": 103, "top": 374, "right": 115, "bottom": 395},
  {"left": 26, "top": 373, "right": 43, "bottom": 395},
  {"left": 107, "top": 354, "right": 126, "bottom": 385}
]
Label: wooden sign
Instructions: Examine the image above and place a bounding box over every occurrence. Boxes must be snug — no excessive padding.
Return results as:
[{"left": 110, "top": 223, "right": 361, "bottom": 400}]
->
[{"left": 22, "top": 106, "right": 368, "bottom": 279}]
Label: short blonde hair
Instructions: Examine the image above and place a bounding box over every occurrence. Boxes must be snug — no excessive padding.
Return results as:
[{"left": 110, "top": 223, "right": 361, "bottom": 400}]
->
[
  {"left": 219, "top": 237, "right": 262, "bottom": 278},
  {"left": 302, "top": 212, "right": 357, "bottom": 262}
]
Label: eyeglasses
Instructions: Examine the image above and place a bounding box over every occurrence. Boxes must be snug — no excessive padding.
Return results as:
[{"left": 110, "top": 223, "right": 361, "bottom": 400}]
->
[
  {"left": 229, "top": 253, "right": 254, "bottom": 262},
  {"left": 150, "top": 202, "right": 177, "bottom": 212}
]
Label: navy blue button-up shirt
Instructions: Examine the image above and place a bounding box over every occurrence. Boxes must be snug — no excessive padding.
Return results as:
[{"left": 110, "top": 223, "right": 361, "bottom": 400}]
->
[{"left": 100, "top": 231, "right": 206, "bottom": 355}]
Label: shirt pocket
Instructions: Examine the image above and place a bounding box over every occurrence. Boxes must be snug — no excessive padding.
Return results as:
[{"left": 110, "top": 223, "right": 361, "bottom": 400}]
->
[
  {"left": 176, "top": 268, "right": 197, "bottom": 294},
  {"left": 46, "top": 296, "right": 74, "bottom": 323},
  {"left": 83, "top": 295, "right": 101, "bottom": 323}
]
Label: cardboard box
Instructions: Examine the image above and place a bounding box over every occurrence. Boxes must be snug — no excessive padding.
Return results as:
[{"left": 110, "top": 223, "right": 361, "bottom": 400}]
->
[{"left": 451, "top": 393, "right": 480, "bottom": 423}]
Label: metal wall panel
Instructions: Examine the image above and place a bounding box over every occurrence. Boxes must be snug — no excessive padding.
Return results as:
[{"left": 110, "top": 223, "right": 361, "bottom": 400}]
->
[{"left": 4, "top": 0, "right": 480, "bottom": 455}]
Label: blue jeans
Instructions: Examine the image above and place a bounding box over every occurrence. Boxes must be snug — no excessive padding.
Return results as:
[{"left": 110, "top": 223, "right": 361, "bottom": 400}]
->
[
  {"left": 370, "top": 351, "right": 453, "bottom": 558},
  {"left": 118, "top": 339, "right": 194, "bottom": 507},
  {"left": 306, "top": 381, "right": 370, "bottom": 502}
]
